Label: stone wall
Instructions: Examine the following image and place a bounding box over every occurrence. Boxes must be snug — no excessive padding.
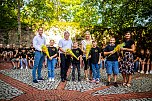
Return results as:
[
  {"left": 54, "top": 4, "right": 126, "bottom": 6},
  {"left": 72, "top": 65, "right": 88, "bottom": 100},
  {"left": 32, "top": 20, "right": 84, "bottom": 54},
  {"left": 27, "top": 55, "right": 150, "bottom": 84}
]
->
[{"left": 0, "top": 29, "right": 35, "bottom": 47}]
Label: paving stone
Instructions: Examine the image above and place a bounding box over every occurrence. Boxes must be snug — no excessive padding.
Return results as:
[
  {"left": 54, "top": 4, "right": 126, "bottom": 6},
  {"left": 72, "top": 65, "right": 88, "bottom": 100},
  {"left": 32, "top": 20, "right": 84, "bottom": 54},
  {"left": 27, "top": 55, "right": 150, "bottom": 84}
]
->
[
  {"left": 64, "top": 69, "right": 107, "bottom": 92},
  {"left": 92, "top": 76, "right": 152, "bottom": 96},
  {"left": 0, "top": 68, "right": 61, "bottom": 90},
  {"left": 0, "top": 66, "right": 152, "bottom": 101},
  {"left": 0, "top": 80, "right": 23, "bottom": 100},
  {"left": 121, "top": 98, "right": 152, "bottom": 101}
]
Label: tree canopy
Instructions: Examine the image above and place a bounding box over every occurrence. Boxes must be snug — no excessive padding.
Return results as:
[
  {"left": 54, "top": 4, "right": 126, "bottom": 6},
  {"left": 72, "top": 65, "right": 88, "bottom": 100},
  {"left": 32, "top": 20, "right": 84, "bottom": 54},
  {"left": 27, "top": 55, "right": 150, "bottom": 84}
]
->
[{"left": 0, "top": 0, "right": 152, "bottom": 49}]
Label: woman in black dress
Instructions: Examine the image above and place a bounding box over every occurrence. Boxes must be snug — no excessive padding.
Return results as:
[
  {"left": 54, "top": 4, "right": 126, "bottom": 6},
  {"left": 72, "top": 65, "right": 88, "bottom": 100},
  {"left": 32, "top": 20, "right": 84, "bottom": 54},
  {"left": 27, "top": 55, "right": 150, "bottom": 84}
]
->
[{"left": 120, "top": 31, "right": 135, "bottom": 87}]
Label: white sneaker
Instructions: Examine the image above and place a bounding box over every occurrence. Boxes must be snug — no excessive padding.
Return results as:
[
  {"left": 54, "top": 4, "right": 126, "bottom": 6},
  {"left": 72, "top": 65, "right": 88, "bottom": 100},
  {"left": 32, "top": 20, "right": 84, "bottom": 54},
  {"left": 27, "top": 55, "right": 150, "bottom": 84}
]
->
[
  {"left": 20, "top": 66, "right": 23, "bottom": 69},
  {"left": 52, "top": 78, "right": 55, "bottom": 82},
  {"left": 49, "top": 78, "right": 52, "bottom": 82},
  {"left": 138, "top": 70, "right": 140, "bottom": 73},
  {"left": 25, "top": 66, "right": 28, "bottom": 69},
  {"left": 145, "top": 71, "right": 149, "bottom": 74},
  {"left": 150, "top": 70, "right": 152, "bottom": 74},
  {"left": 140, "top": 70, "right": 144, "bottom": 74}
]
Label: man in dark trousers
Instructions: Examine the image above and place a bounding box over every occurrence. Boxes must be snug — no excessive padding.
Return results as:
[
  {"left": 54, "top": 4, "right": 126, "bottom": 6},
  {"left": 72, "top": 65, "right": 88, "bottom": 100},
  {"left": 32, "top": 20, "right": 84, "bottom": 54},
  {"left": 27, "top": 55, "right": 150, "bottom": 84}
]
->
[{"left": 58, "top": 31, "right": 73, "bottom": 82}]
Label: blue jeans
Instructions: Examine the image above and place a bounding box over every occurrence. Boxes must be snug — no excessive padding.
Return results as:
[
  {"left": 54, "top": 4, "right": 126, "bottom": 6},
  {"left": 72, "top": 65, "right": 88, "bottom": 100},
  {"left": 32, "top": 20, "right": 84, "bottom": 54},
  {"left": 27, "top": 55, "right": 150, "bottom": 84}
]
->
[
  {"left": 32, "top": 51, "right": 45, "bottom": 80},
  {"left": 91, "top": 63, "right": 100, "bottom": 80},
  {"left": 134, "top": 61, "right": 139, "bottom": 72},
  {"left": 20, "top": 58, "right": 28, "bottom": 67},
  {"left": 47, "top": 58, "right": 56, "bottom": 78},
  {"left": 106, "top": 61, "right": 119, "bottom": 75},
  {"left": 99, "top": 61, "right": 102, "bottom": 68}
]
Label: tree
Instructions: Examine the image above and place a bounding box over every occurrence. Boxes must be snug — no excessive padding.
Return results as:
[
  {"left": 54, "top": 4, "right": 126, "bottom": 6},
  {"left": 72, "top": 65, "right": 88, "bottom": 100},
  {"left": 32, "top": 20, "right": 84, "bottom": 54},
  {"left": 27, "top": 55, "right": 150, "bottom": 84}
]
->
[
  {"left": 21, "top": 0, "right": 55, "bottom": 30},
  {"left": 0, "top": 0, "right": 18, "bottom": 44},
  {"left": 0, "top": 0, "right": 18, "bottom": 30},
  {"left": 17, "top": 0, "right": 21, "bottom": 43},
  {"left": 1, "top": 0, "right": 152, "bottom": 48}
]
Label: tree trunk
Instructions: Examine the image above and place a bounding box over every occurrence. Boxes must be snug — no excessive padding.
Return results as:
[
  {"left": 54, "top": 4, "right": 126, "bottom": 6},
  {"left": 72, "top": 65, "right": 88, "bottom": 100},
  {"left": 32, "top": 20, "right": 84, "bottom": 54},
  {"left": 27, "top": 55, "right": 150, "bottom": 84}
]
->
[{"left": 17, "top": 0, "right": 21, "bottom": 44}]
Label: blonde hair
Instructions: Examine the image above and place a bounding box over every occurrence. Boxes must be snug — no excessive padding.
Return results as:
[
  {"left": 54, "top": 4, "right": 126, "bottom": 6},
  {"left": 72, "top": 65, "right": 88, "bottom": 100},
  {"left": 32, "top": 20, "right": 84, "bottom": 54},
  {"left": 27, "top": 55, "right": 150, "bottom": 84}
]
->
[
  {"left": 85, "top": 31, "right": 91, "bottom": 40},
  {"left": 85, "top": 31, "right": 90, "bottom": 35}
]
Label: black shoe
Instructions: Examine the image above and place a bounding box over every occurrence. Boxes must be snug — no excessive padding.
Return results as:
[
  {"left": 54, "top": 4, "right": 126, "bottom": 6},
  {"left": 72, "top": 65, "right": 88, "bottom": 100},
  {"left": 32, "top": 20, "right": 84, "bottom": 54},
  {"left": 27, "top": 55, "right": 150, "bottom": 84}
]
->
[
  {"left": 78, "top": 78, "right": 81, "bottom": 81},
  {"left": 33, "top": 80, "right": 38, "bottom": 83},
  {"left": 61, "top": 79, "right": 65, "bottom": 82},
  {"left": 45, "top": 65, "right": 47, "bottom": 68},
  {"left": 72, "top": 78, "right": 75, "bottom": 81},
  {"left": 78, "top": 77, "right": 81, "bottom": 81},
  {"left": 38, "top": 78, "right": 44, "bottom": 81},
  {"left": 114, "top": 82, "right": 118, "bottom": 87},
  {"left": 106, "top": 82, "right": 110, "bottom": 86}
]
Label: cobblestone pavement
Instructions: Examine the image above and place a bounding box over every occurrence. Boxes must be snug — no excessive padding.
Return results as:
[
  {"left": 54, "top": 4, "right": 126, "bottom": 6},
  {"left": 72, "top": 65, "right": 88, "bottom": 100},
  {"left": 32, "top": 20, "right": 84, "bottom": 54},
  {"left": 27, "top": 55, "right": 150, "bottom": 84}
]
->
[
  {"left": 65, "top": 68, "right": 106, "bottom": 92},
  {"left": 0, "top": 62, "right": 152, "bottom": 101},
  {"left": 0, "top": 68, "right": 61, "bottom": 90},
  {"left": 93, "top": 77, "right": 152, "bottom": 95},
  {"left": 0, "top": 80, "right": 23, "bottom": 100},
  {"left": 121, "top": 98, "right": 152, "bottom": 101}
]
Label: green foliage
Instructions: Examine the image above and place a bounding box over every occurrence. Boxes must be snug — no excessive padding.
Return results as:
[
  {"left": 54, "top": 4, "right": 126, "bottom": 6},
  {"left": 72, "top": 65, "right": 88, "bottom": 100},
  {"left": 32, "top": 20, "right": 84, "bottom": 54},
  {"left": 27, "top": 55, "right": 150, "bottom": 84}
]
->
[
  {"left": 21, "top": 0, "right": 55, "bottom": 30},
  {"left": 0, "top": 0, "right": 152, "bottom": 49},
  {"left": 0, "top": 0, "right": 18, "bottom": 29}
]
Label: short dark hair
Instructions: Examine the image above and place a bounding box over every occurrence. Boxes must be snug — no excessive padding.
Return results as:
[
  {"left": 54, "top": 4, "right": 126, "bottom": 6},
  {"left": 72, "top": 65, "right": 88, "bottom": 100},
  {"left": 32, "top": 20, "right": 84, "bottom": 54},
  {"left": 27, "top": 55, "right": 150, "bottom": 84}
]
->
[
  {"left": 125, "top": 31, "right": 131, "bottom": 35},
  {"left": 92, "top": 40, "right": 97, "bottom": 43},
  {"left": 22, "top": 48, "right": 26, "bottom": 50},
  {"left": 73, "top": 41, "right": 78, "bottom": 44}
]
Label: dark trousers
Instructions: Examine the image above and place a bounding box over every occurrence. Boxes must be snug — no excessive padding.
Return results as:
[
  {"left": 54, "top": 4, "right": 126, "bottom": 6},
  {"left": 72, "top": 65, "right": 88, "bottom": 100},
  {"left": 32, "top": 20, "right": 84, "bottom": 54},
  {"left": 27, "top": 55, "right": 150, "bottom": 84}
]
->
[
  {"left": 83, "top": 57, "right": 92, "bottom": 71},
  {"left": 72, "top": 63, "right": 80, "bottom": 80},
  {"left": 60, "top": 54, "right": 71, "bottom": 80}
]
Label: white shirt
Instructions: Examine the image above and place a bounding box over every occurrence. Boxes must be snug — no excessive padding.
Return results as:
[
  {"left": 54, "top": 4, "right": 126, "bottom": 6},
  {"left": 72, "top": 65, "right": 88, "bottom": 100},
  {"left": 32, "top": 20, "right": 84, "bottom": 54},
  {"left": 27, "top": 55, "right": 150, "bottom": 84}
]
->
[
  {"left": 33, "top": 34, "right": 46, "bottom": 51},
  {"left": 58, "top": 38, "right": 73, "bottom": 53}
]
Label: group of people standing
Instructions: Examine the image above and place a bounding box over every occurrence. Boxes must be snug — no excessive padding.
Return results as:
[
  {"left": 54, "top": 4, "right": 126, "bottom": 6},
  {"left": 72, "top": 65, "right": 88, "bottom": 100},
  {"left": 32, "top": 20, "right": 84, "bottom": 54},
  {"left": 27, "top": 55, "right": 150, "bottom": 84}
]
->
[{"left": 32, "top": 27, "right": 152, "bottom": 87}]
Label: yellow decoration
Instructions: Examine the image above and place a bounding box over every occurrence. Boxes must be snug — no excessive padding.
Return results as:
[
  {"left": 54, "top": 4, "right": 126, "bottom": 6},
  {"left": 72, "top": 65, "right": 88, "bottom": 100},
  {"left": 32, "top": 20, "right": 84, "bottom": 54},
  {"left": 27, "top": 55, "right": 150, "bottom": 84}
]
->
[
  {"left": 41, "top": 45, "right": 50, "bottom": 58},
  {"left": 86, "top": 44, "right": 92, "bottom": 60},
  {"left": 66, "top": 49, "right": 79, "bottom": 60},
  {"left": 108, "top": 42, "right": 125, "bottom": 57}
]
